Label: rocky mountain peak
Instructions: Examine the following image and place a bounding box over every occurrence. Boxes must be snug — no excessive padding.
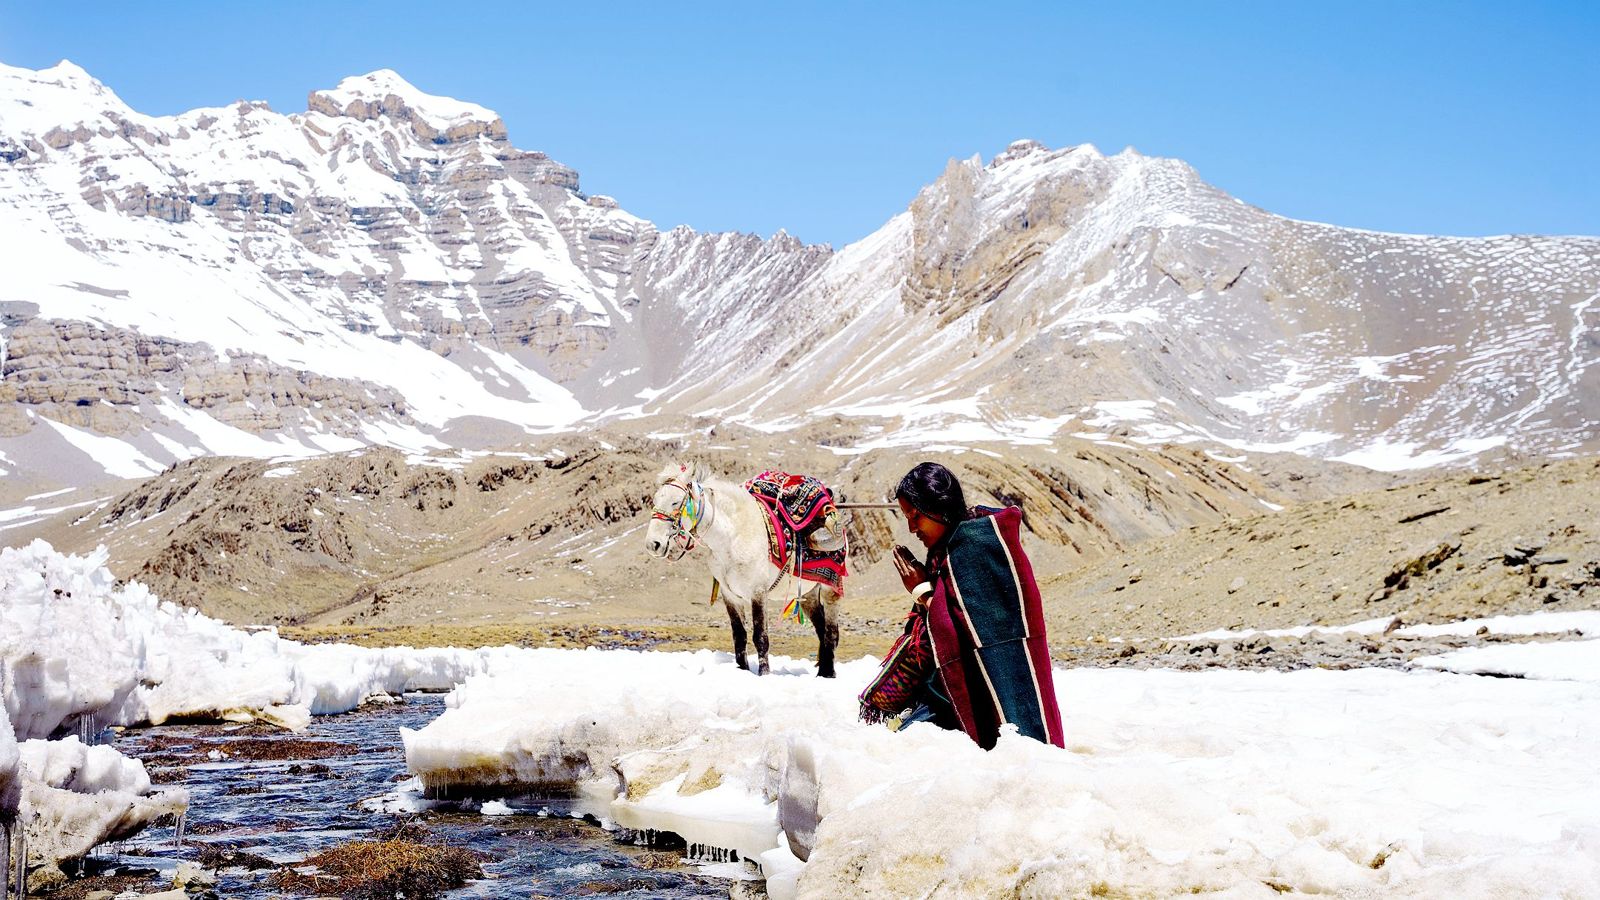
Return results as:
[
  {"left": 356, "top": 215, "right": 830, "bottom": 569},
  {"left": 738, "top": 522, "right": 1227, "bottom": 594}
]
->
[
  {"left": 35, "top": 59, "right": 98, "bottom": 86},
  {"left": 0, "top": 59, "right": 140, "bottom": 137},
  {"left": 989, "top": 138, "right": 1050, "bottom": 167},
  {"left": 768, "top": 228, "right": 807, "bottom": 251},
  {"left": 305, "top": 69, "right": 507, "bottom": 143}
]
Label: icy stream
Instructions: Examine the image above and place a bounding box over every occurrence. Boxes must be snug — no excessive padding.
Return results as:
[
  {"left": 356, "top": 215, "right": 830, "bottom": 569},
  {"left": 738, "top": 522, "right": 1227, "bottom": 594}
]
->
[{"left": 97, "top": 695, "right": 732, "bottom": 898}]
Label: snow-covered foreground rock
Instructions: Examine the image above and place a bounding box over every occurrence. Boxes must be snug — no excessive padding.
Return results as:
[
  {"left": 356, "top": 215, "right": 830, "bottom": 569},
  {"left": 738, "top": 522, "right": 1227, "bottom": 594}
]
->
[
  {"left": 15, "top": 736, "right": 187, "bottom": 876},
  {"left": 0, "top": 540, "right": 490, "bottom": 735},
  {"left": 0, "top": 539, "right": 494, "bottom": 873},
  {"left": 404, "top": 647, "right": 1600, "bottom": 897}
]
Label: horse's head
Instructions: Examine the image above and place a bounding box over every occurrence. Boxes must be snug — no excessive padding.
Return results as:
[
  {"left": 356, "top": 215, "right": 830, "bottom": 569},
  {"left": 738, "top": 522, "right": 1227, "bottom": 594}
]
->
[{"left": 645, "top": 463, "right": 709, "bottom": 560}]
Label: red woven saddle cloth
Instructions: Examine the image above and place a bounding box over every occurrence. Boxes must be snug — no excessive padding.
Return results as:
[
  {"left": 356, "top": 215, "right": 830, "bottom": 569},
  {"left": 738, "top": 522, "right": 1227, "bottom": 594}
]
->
[{"left": 743, "top": 470, "right": 848, "bottom": 593}]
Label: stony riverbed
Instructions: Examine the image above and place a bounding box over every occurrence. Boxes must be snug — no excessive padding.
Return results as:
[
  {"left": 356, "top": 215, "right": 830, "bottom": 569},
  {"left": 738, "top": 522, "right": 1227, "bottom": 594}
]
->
[{"left": 64, "top": 696, "right": 739, "bottom": 899}]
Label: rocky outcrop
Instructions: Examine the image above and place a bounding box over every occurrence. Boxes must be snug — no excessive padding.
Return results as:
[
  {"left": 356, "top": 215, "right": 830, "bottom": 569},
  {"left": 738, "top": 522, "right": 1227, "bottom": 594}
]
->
[
  {"left": 0, "top": 319, "right": 409, "bottom": 435},
  {"left": 307, "top": 82, "right": 509, "bottom": 145}
]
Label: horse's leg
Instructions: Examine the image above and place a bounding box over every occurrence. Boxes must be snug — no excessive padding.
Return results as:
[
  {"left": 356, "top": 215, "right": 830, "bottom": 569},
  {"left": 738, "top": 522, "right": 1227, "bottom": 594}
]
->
[
  {"left": 799, "top": 586, "right": 836, "bottom": 678},
  {"left": 751, "top": 595, "right": 770, "bottom": 676},
  {"left": 827, "top": 593, "right": 840, "bottom": 676},
  {"left": 725, "top": 599, "right": 749, "bottom": 672},
  {"left": 815, "top": 588, "right": 840, "bottom": 678}
]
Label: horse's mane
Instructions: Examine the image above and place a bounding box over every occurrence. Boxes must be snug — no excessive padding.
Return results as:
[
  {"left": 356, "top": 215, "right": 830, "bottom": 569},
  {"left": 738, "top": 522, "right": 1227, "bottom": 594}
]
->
[{"left": 656, "top": 462, "right": 717, "bottom": 487}]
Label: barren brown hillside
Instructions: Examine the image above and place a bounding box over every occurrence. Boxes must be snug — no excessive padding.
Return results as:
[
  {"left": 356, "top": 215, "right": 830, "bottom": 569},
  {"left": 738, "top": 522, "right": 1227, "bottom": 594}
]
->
[
  {"left": 20, "top": 424, "right": 1335, "bottom": 650},
  {"left": 1043, "top": 455, "right": 1600, "bottom": 635},
  {"left": 22, "top": 426, "right": 1594, "bottom": 671}
]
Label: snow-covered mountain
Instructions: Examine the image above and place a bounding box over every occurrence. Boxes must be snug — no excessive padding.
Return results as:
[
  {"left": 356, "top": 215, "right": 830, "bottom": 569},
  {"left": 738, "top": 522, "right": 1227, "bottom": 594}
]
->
[
  {"left": 0, "top": 61, "right": 829, "bottom": 486},
  {"left": 676, "top": 141, "right": 1600, "bottom": 470},
  {"left": 1, "top": 60, "right": 1595, "bottom": 491}
]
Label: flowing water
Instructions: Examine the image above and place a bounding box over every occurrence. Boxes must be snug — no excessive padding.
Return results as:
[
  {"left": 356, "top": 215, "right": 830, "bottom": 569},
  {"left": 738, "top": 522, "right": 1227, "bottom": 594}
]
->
[{"left": 98, "top": 695, "right": 736, "bottom": 898}]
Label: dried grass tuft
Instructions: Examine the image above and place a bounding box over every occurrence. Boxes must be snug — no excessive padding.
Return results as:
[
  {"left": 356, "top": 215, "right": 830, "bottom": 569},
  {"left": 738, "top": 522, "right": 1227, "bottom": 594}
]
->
[{"left": 268, "top": 839, "right": 482, "bottom": 899}]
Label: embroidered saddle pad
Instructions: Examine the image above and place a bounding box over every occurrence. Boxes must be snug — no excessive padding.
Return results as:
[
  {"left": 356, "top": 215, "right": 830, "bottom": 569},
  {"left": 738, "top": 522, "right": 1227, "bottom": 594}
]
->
[{"left": 743, "top": 470, "right": 848, "bottom": 595}]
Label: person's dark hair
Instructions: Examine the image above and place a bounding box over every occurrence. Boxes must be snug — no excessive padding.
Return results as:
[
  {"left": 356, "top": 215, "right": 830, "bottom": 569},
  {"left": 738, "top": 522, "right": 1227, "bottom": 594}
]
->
[{"left": 894, "top": 462, "right": 968, "bottom": 525}]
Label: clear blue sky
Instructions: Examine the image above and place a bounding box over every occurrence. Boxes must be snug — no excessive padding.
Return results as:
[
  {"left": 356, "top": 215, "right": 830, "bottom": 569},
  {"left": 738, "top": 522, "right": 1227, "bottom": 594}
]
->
[{"left": 3, "top": 2, "right": 1596, "bottom": 247}]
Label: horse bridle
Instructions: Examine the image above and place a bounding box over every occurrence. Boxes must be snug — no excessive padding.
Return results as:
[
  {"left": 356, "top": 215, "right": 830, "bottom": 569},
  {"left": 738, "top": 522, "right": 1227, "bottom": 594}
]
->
[{"left": 651, "top": 477, "right": 712, "bottom": 561}]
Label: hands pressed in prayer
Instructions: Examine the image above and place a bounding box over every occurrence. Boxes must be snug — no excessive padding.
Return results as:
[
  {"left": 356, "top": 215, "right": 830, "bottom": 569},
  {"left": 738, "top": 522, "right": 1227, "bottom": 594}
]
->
[{"left": 892, "top": 545, "right": 930, "bottom": 603}]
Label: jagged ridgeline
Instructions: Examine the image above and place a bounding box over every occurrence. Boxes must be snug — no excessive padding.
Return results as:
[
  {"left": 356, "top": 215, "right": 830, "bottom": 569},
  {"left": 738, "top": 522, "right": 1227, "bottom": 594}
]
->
[{"left": 0, "top": 61, "right": 1597, "bottom": 497}]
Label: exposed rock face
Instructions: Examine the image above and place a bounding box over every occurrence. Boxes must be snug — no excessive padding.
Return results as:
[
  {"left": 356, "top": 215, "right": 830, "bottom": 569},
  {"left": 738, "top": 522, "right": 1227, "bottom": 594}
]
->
[
  {"left": 903, "top": 141, "right": 1111, "bottom": 325},
  {"left": 0, "top": 319, "right": 407, "bottom": 435},
  {"left": 303, "top": 71, "right": 510, "bottom": 145}
]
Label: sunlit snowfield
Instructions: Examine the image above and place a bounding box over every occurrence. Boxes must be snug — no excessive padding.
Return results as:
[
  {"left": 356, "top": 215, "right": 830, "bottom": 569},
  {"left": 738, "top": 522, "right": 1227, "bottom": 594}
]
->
[{"left": 4, "top": 541, "right": 1598, "bottom": 897}]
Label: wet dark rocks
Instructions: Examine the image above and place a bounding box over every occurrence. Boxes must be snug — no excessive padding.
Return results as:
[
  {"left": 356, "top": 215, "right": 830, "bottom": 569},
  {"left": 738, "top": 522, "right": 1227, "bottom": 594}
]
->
[
  {"left": 193, "top": 845, "right": 276, "bottom": 871},
  {"left": 36, "top": 871, "right": 160, "bottom": 900},
  {"left": 192, "top": 724, "right": 283, "bottom": 739},
  {"left": 371, "top": 818, "right": 434, "bottom": 843},
  {"left": 285, "top": 762, "right": 336, "bottom": 777}
]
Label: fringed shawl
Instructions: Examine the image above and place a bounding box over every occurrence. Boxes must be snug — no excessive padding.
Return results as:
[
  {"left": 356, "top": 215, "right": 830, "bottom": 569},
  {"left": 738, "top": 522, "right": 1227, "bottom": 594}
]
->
[{"left": 857, "top": 608, "right": 933, "bottom": 724}]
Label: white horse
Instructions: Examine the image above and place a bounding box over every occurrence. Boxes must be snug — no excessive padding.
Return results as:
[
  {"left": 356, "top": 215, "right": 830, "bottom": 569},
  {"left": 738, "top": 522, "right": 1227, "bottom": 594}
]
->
[{"left": 645, "top": 463, "right": 842, "bottom": 677}]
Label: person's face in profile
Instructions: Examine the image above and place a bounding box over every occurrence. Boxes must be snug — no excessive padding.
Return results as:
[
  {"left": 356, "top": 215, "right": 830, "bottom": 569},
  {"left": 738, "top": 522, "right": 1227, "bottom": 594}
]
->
[{"left": 898, "top": 497, "right": 948, "bottom": 549}]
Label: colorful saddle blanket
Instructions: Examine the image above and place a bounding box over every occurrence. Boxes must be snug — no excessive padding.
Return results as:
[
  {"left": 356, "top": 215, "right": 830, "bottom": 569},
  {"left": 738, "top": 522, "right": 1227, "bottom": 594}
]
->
[{"left": 743, "top": 470, "right": 848, "bottom": 596}]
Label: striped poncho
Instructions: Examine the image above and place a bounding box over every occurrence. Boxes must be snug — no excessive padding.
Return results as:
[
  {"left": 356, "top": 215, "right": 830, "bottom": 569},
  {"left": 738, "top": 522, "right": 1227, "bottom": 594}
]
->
[{"left": 925, "top": 505, "right": 1065, "bottom": 749}]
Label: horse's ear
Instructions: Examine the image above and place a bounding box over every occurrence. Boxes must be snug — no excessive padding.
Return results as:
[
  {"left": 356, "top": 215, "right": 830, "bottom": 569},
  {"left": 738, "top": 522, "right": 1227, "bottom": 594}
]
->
[{"left": 656, "top": 464, "right": 678, "bottom": 486}]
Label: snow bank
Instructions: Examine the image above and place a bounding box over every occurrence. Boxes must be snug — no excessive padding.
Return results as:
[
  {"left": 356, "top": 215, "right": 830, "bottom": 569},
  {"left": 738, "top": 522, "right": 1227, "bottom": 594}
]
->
[
  {"left": 0, "top": 540, "right": 491, "bottom": 735},
  {"left": 404, "top": 649, "right": 832, "bottom": 860},
  {"left": 17, "top": 761, "right": 187, "bottom": 873},
  {"left": 5, "top": 734, "right": 187, "bottom": 874},
  {"left": 1414, "top": 639, "right": 1600, "bottom": 681},
  {"left": 280, "top": 643, "right": 489, "bottom": 715},
  {"left": 404, "top": 649, "right": 1600, "bottom": 897},
  {"left": 0, "top": 705, "right": 18, "bottom": 829},
  {"left": 0, "top": 540, "right": 501, "bottom": 872},
  {"left": 1176, "top": 609, "right": 1600, "bottom": 642},
  {"left": 797, "top": 666, "right": 1600, "bottom": 897},
  {"left": 18, "top": 736, "right": 149, "bottom": 795}
]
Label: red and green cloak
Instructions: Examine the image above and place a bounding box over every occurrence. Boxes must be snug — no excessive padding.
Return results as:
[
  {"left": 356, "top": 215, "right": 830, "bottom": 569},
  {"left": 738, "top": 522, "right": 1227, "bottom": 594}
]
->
[{"left": 925, "top": 505, "right": 1065, "bottom": 749}]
